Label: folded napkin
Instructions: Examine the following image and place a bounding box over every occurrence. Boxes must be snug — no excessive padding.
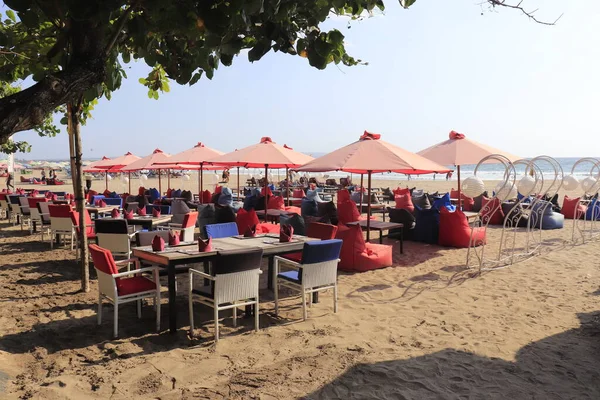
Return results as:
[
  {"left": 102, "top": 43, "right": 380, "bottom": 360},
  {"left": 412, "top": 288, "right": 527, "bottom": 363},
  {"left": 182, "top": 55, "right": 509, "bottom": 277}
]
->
[
  {"left": 280, "top": 224, "right": 294, "bottom": 243},
  {"left": 32, "top": 190, "right": 39, "bottom": 196},
  {"left": 137, "top": 207, "right": 147, "bottom": 216},
  {"left": 198, "top": 237, "right": 213, "bottom": 252},
  {"left": 70, "top": 200, "right": 76, "bottom": 207},
  {"left": 45, "top": 191, "right": 53, "bottom": 198},
  {"left": 152, "top": 235, "right": 165, "bottom": 252},
  {"left": 152, "top": 208, "right": 161, "bottom": 217},
  {"left": 124, "top": 210, "right": 134, "bottom": 219},
  {"left": 244, "top": 224, "right": 257, "bottom": 238},
  {"left": 168, "top": 231, "right": 180, "bottom": 246},
  {"left": 51, "top": 194, "right": 58, "bottom": 201},
  {"left": 111, "top": 208, "right": 120, "bottom": 218}
]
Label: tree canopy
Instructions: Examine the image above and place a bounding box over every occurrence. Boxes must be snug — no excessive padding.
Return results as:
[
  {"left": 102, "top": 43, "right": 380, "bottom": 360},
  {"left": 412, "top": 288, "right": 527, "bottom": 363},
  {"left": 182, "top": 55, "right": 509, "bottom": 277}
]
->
[{"left": 0, "top": 0, "right": 549, "bottom": 146}]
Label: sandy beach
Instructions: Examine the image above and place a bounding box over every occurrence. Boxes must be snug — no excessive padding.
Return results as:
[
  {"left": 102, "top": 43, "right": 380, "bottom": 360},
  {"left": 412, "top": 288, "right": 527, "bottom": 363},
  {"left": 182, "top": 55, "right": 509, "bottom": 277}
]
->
[{"left": 2, "top": 173, "right": 600, "bottom": 399}]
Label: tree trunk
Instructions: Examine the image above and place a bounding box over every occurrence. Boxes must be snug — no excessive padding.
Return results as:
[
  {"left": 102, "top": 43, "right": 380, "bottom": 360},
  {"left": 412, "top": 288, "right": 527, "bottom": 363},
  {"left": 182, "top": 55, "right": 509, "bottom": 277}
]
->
[{"left": 68, "top": 101, "right": 90, "bottom": 292}]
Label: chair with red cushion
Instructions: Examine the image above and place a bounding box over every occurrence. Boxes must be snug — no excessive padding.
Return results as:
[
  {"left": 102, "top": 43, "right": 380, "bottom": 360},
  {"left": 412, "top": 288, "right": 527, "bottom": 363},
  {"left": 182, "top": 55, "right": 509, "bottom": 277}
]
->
[
  {"left": 70, "top": 209, "right": 97, "bottom": 257},
  {"left": 49, "top": 204, "right": 75, "bottom": 249},
  {"left": 561, "top": 195, "right": 587, "bottom": 219},
  {"left": 163, "top": 211, "right": 198, "bottom": 242},
  {"left": 282, "top": 222, "right": 339, "bottom": 263},
  {"left": 335, "top": 224, "right": 393, "bottom": 272},
  {"left": 438, "top": 208, "right": 486, "bottom": 248},
  {"left": 89, "top": 244, "right": 161, "bottom": 338},
  {"left": 480, "top": 197, "right": 504, "bottom": 225},
  {"left": 27, "top": 197, "right": 48, "bottom": 235}
]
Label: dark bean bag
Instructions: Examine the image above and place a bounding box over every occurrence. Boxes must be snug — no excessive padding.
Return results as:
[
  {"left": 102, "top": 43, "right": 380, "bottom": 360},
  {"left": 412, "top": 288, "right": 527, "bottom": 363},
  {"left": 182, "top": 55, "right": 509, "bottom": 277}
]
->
[
  {"left": 387, "top": 207, "right": 415, "bottom": 240},
  {"left": 501, "top": 202, "right": 529, "bottom": 228},
  {"left": 414, "top": 206, "right": 440, "bottom": 244},
  {"left": 215, "top": 204, "right": 236, "bottom": 224},
  {"left": 317, "top": 201, "right": 338, "bottom": 225},
  {"left": 279, "top": 213, "right": 306, "bottom": 236}
]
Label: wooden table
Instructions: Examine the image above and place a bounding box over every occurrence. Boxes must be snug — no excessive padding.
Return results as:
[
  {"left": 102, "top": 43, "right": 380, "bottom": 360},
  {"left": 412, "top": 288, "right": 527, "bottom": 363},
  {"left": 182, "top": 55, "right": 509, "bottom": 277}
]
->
[
  {"left": 105, "top": 215, "right": 173, "bottom": 230},
  {"left": 86, "top": 205, "right": 119, "bottom": 219},
  {"left": 357, "top": 203, "right": 387, "bottom": 221},
  {"left": 133, "top": 235, "right": 318, "bottom": 333},
  {"left": 463, "top": 211, "right": 480, "bottom": 223},
  {"left": 347, "top": 220, "right": 404, "bottom": 252}
]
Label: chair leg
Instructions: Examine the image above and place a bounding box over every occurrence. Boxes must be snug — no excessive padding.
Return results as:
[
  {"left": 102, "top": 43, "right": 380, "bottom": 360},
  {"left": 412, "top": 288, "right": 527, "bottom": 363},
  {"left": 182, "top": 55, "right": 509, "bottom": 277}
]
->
[
  {"left": 255, "top": 297, "right": 260, "bottom": 332},
  {"left": 113, "top": 302, "right": 119, "bottom": 338},
  {"left": 50, "top": 232, "right": 54, "bottom": 249},
  {"left": 97, "top": 294, "right": 103, "bottom": 324},
  {"left": 137, "top": 299, "right": 142, "bottom": 319},
  {"left": 188, "top": 285, "right": 194, "bottom": 336},
  {"left": 274, "top": 277, "right": 279, "bottom": 316},
  {"left": 334, "top": 285, "right": 338, "bottom": 313},
  {"left": 302, "top": 291, "right": 307, "bottom": 321},
  {"left": 232, "top": 304, "right": 237, "bottom": 328},
  {"left": 156, "top": 291, "right": 161, "bottom": 332},
  {"left": 214, "top": 307, "right": 219, "bottom": 342},
  {"left": 307, "top": 288, "right": 312, "bottom": 308}
]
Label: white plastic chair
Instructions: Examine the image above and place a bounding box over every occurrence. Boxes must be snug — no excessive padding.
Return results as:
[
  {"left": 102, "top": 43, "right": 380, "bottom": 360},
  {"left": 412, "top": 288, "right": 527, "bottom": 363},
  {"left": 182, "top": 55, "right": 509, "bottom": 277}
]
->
[{"left": 48, "top": 204, "right": 75, "bottom": 249}]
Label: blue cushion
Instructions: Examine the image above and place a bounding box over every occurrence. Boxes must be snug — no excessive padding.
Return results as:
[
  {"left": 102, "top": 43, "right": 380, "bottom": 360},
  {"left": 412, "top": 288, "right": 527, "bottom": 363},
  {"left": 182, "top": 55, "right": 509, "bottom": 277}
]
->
[
  {"left": 300, "top": 239, "right": 343, "bottom": 264},
  {"left": 149, "top": 188, "right": 160, "bottom": 202},
  {"left": 205, "top": 222, "right": 239, "bottom": 239},
  {"left": 432, "top": 193, "right": 455, "bottom": 212},
  {"left": 278, "top": 270, "right": 301, "bottom": 283},
  {"left": 91, "top": 195, "right": 106, "bottom": 204},
  {"left": 103, "top": 198, "right": 123, "bottom": 207}
]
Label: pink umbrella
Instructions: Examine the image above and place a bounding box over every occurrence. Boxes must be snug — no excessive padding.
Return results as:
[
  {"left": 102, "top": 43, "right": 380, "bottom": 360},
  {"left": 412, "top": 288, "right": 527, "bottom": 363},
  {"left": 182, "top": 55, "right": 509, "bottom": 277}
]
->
[
  {"left": 93, "top": 152, "right": 141, "bottom": 192},
  {"left": 83, "top": 156, "right": 111, "bottom": 173},
  {"left": 417, "top": 130, "right": 519, "bottom": 208},
  {"left": 209, "top": 137, "right": 314, "bottom": 209},
  {"left": 152, "top": 142, "right": 223, "bottom": 201},
  {"left": 297, "top": 131, "right": 451, "bottom": 240},
  {"left": 121, "top": 149, "right": 171, "bottom": 194}
]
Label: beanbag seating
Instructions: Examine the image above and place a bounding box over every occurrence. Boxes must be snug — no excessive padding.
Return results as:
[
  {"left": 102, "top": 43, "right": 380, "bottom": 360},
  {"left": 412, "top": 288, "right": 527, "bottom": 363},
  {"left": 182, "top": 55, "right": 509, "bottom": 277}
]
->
[
  {"left": 438, "top": 208, "right": 486, "bottom": 248},
  {"left": 201, "top": 190, "right": 212, "bottom": 204},
  {"left": 317, "top": 201, "right": 338, "bottom": 225},
  {"left": 236, "top": 208, "right": 260, "bottom": 234},
  {"left": 432, "top": 193, "right": 456, "bottom": 212},
  {"left": 166, "top": 188, "right": 173, "bottom": 198},
  {"left": 450, "top": 189, "right": 460, "bottom": 199},
  {"left": 211, "top": 191, "right": 221, "bottom": 204},
  {"left": 472, "top": 192, "right": 489, "bottom": 213},
  {"left": 561, "top": 195, "right": 586, "bottom": 219},
  {"left": 335, "top": 224, "right": 393, "bottom": 272},
  {"left": 337, "top": 189, "right": 351, "bottom": 204},
  {"left": 413, "top": 206, "right": 440, "bottom": 244},
  {"left": 394, "top": 193, "right": 414, "bottom": 213},
  {"left": 138, "top": 186, "right": 146, "bottom": 196},
  {"left": 387, "top": 207, "right": 415, "bottom": 240},
  {"left": 501, "top": 202, "right": 529, "bottom": 228},
  {"left": 531, "top": 200, "right": 564, "bottom": 230},
  {"left": 260, "top": 187, "right": 273, "bottom": 197},
  {"left": 460, "top": 195, "right": 475, "bottom": 212},
  {"left": 411, "top": 192, "right": 431, "bottom": 210},
  {"left": 279, "top": 213, "right": 306, "bottom": 236},
  {"left": 268, "top": 195, "right": 285, "bottom": 210},
  {"left": 337, "top": 199, "right": 360, "bottom": 224},
  {"left": 215, "top": 204, "right": 236, "bottom": 224},
  {"left": 585, "top": 198, "right": 600, "bottom": 220},
  {"left": 301, "top": 198, "right": 318, "bottom": 217},
  {"left": 217, "top": 187, "right": 234, "bottom": 208},
  {"left": 480, "top": 197, "right": 504, "bottom": 225},
  {"left": 149, "top": 188, "right": 160, "bottom": 202}
]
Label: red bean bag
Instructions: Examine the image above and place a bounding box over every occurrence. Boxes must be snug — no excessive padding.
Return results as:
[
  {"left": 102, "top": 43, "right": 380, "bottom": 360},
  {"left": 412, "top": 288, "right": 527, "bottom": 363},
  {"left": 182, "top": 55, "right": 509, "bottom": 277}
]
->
[
  {"left": 268, "top": 195, "right": 285, "bottom": 210},
  {"left": 481, "top": 197, "right": 504, "bottom": 225},
  {"left": 166, "top": 188, "right": 172, "bottom": 197},
  {"left": 337, "top": 189, "right": 351, "bottom": 204},
  {"left": 336, "top": 224, "right": 393, "bottom": 272},
  {"left": 215, "top": 186, "right": 223, "bottom": 195},
  {"left": 393, "top": 187, "right": 410, "bottom": 196},
  {"left": 337, "top": 199, "right": 361, "bottom": 224},
  {"left": 261, "top": 187, "right": 273, "bottom": 197},
  {"left": 86, "top": 190, "right": 98, "bottom": 204},
  {"left": 256, "top": 223, "right": 280, "bottom": 234},
  {"left": 461, "top": 195, "right": 474, "bottom": 212},
  {"left": 561, "top": 195, "right": 587, "bottom": 219},
  {"left": 138, "top": 186, "right": 145, "bottom": 196},
  {"left": 438, "top": 207, "right": 486, "bottom": 248},
  {"left": 236, "top": 208, "right": 259, "bottom": 234},
  {"left": 284, "top": 206, "right": 301, "bottom": 214},
  {"left": 394, "top": 193, "right": 414, "bottom": 213},
  {"left": 202, "top": 190, "right": 212, "bottom": 204},
  {"left": 292, "top": 189, "right": 304, "bottom": 206}
]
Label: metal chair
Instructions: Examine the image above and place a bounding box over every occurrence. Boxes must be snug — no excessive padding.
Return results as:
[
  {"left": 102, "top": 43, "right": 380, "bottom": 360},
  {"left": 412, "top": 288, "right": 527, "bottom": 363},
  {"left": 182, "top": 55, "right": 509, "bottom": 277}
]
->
[
  {"left": 188, "top": 248, "right": 263, "bottom": 342},
  {"left": 274, "top": 239, "right": 343, "bottom": 321}
]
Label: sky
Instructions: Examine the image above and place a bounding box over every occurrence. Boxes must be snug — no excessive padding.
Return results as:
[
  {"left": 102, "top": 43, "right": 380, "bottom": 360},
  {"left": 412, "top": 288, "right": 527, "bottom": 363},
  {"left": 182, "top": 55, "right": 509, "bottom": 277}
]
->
[{"left": 9, "top": 0, "right": 600, "bottom": 161}]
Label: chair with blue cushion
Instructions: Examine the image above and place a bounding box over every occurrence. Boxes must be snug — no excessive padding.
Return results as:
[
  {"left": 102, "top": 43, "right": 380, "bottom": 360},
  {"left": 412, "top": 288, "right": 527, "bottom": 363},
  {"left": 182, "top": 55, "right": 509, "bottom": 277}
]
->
[
  {"left": 273, "top": 239, "right": 343, "bottom": 321},
  {"left": 205, "top": 222, "right": 239, "bottom": 239},
  {"left": 103, "top": 197, "right": 123, "bottom": 207}
]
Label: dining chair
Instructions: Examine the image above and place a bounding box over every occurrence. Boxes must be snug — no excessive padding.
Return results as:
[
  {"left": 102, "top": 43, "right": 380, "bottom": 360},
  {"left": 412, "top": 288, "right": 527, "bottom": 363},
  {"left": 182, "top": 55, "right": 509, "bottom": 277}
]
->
[
  {"left": 188, "top": 248, "right": 263, "bottom": 342},
  {"left": 204, "top": 222, "right": 239, "bottom": 239},
  {"left": 48, "top": 204, "right": 75, "bottom": 249}
]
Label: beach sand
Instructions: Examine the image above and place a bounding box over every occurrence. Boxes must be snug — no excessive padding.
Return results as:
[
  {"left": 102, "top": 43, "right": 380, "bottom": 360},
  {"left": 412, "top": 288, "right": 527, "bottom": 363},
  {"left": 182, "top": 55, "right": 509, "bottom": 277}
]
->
[{"left": 2, "top": 173, "right": 600, "bottom": 398}]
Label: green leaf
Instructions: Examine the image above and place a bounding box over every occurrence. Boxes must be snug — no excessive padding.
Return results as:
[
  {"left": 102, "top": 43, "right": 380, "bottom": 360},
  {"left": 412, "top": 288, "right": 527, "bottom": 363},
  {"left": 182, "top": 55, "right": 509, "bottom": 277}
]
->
[
  {"left": 6, "top": 10, "right": 16, "bottom": 22},
  {"left": 399, "top": 0, "right": 417, "bottom": 9},
  {"left": 122, "top": 52, "right": 131, "bottom": 64},
  {"left": 248, "top": 39, "right": 272, "bottom": 62},
  {"left": 189, "top": 71, "right": 203, "bottom": 86}
]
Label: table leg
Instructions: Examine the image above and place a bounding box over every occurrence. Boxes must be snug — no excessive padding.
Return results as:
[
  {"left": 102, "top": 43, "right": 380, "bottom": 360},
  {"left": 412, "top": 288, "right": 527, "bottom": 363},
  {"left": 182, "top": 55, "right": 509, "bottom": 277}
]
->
[
  {"left": 168, "top": 264, "right": 177, "bottom": 334},
  {"left": 379, "top": 229, "right": 383, "bottom": 244},
  {"left": 267, "top": 256, "right": 274, "bottom": 290}
]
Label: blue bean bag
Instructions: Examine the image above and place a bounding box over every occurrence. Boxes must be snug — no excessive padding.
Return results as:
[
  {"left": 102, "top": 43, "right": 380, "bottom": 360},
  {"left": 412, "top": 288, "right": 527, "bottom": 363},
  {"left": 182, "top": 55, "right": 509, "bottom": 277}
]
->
[
  {"left": 585, "top": 198, "right": 600, "bottom": 220},
  {"left": 148, "top": 188, "right": 160, "bottom": 203},
  {"left": 531, "top": 200, "right": 564, "bottom": 230},
  {"left": 414, "top": 206, "right": 440, "bottom": 244},
  {"left": 432, "top": 193, "right": 456, "bottom": 212}
]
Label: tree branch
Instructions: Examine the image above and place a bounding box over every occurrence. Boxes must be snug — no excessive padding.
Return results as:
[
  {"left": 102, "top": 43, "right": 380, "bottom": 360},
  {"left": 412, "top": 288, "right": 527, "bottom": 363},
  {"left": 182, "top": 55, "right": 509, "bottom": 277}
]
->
[
  {"left": 484, "top": 0, "right": 563, "bottom": 25},
  {"left": 105, "top": 4, "right": 136, "bottom": 56}
]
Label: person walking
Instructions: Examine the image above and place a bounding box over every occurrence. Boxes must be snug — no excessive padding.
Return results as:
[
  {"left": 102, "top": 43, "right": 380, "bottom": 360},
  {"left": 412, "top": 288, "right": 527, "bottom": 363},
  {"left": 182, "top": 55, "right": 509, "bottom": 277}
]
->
[{"left": 6, "top": 169, "right": 14, "bottom": 191}]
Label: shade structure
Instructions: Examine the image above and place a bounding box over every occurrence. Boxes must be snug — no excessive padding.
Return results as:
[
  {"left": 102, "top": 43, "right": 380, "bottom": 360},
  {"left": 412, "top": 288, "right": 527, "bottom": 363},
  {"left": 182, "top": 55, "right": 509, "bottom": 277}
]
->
[
  {"left": 210, "top": 137, "right": 314, "bottom": 210},
  {"left": 152, "top": 142, "right": 223, "bottom": 202},
  {"left": 297, "top": 131, "right": 451, "bottom": 241},
  {"left": 121, "top": 149, "right": 171, "bottom": 194},
  {"left": 82, "top": 156, "right": 111, "bottom": 173},
  {"left": 92, "top": 152, "right": 141, "bottom": 192},
  {"left": 417, "top": 130, "right": 520, "bottom": 208}
]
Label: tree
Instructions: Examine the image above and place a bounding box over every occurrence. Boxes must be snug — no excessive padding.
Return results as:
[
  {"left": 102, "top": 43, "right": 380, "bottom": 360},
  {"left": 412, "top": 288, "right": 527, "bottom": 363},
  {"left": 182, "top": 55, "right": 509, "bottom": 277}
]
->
[{"left": 0, "top": 0, "right": 550, "bottom": 291}]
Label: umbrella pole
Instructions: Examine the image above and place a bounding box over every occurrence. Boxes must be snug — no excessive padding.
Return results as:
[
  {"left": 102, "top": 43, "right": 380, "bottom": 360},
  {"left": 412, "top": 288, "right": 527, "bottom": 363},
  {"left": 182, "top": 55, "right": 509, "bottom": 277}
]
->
[
  {"left": 264, "top": 165, "right": 269, "bottom": 213},
  {"left": 237, "top": 166, "right": 240, "bottom": 202},
  {"left": 200, "top": 164, "right": 204, "bottom": 204},
  {"left": 105, "top": 173, "right": 108, "bottom": 191},
  {"left": 158, "top": 169, "right": 162, "bottom": 195},
  {"left": 457, "top": 165, "right": 461, "bottom": 211},
  {"left": 359, "top": 174, "right": 364, "bottom": 215},
  {"left": 286, "top": 167, "right": 290, "bottom": 206},
  {"left": 128, "top": 172, "right": 131, "bottom": 194},
  {"left": 367, "top": 171, "right": 372, "bottom": 242},
  {"left": 167, "top": 169, "right": 171, "bottom": 190}
]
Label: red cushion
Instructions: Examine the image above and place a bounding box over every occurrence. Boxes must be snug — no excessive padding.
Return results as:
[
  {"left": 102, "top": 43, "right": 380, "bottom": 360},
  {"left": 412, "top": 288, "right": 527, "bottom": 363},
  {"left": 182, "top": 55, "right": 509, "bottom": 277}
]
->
[
  {"left": 337, "top": 190, "right": 350, "bottom": 204},
  {"left": 393, "top": 187, "right": 410, "bottom": 196},
  {"left": 562, "top": 195, "right": 586, "bottom": 219},
  {"left": 284, "top": 206, "right": 301, "bottom": 214},
  {"left": 202, "top": 190, "right": 212, "bottom": 204},
  {"left": 236, "top": 208, "right": 260, "bottom": 235},
  {"left": 306, "top": 222, "right": 338, "bottom": 240},
  {"left": 89, "top": 244, "right": 119, "bottom": 275},
  {"left": 282, "top": 252, "right": 302, "bottom": 262},
  {"left": 268, "top": 196, "right": 285, "bottom": 210},
  {"left": 116, "top": 276, "right": 156, "bottom": 296},
  {"left": 138, "top": 186, "right": 146, "bottom": 196},
  {"left": 337, "top": 200, "right": 360, "bottom": 224},
  {"left": 481, "top": 197, "right": 504, "bottom": 225},
  {"left": 166, "top": 188, "right": 173, "bottom": 197},
  {"left": 215, "top": 186, "right": 223, "bottom": 195},
  {"left": 261, "top": 187, "right": 273, "bottom": 197},
  {"left": 292, "top": 189, "right": 304, "bottom": 198},
  {"left": 256, "top": 223, "right": 279, "bottom": 234},
  {"left": 450, "top": 189, "right": 460, "bottom": 199},
  {"left": 394, "top": 194, "right": 414, "bottom": 213},
  {"left": 87, "top": 190, "right": 98, "bottom": 204},
  {"left": 461, "top": 195, "right": 474, "bottom": 212},
  {"left": 438, "top": 207, "right": 486, "bottom": 248}
]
